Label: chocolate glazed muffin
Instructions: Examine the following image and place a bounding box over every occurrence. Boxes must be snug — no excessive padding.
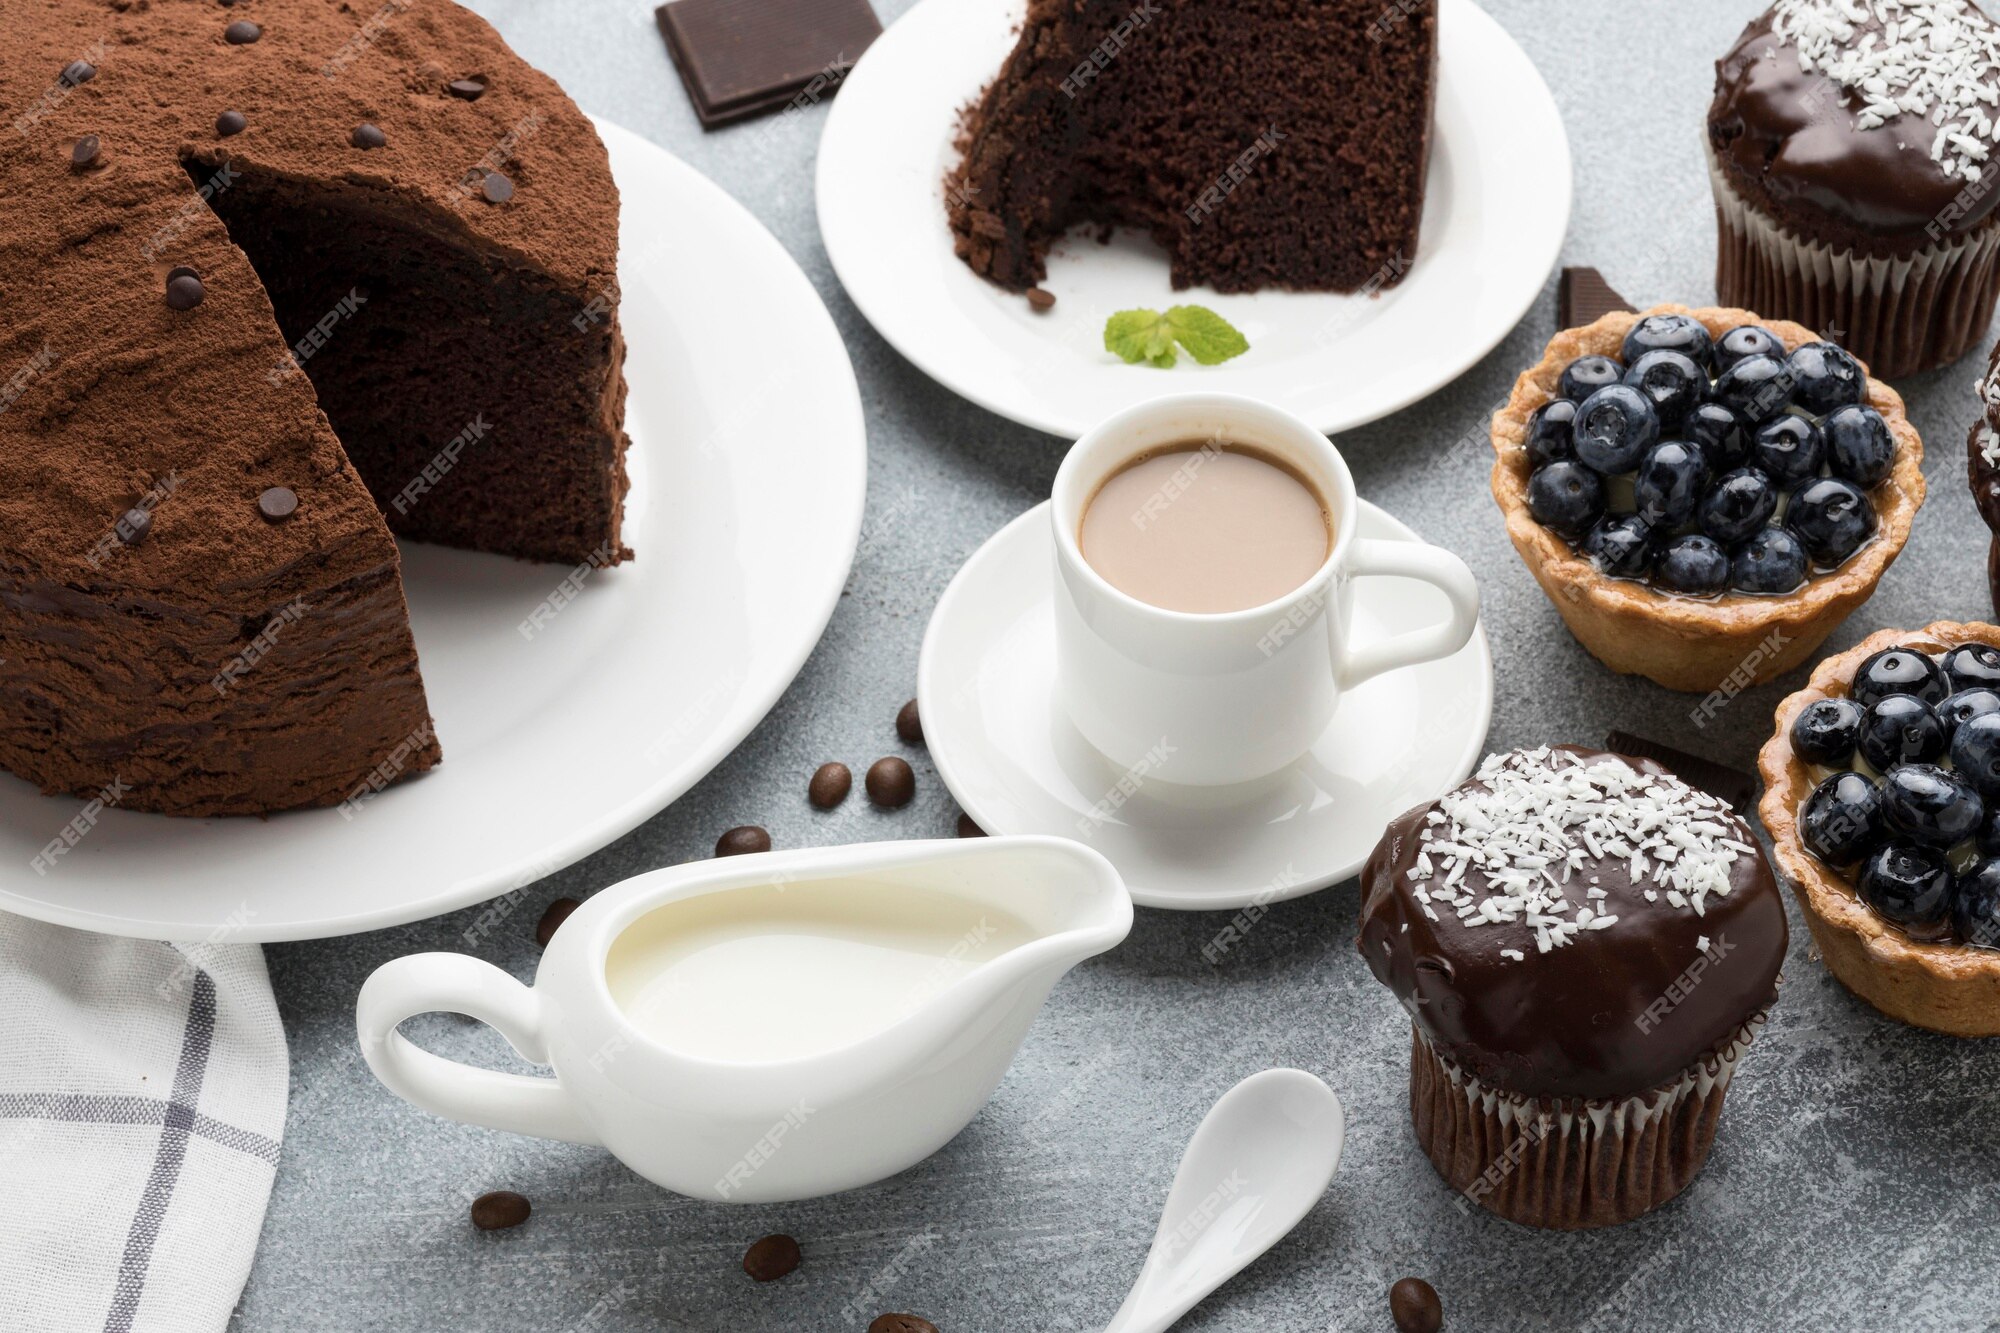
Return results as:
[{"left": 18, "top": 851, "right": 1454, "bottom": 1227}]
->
[
  {"left": 1708, "top": 0, "right": 2000, "bottom": 378},
  {"left": 1358, "top": 746, "right": 1787, "bottom": 1229},
  {"left": 1970, "top": 351, "right": 2000, "bottom": 616}
]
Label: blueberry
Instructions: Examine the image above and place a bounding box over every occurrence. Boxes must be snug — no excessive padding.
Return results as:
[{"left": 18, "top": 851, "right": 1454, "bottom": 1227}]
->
[
  {"left": 1731, "top": 526, "right": 1809, "bottom": 595},
  {"left": 1942, "top": 643, "right": 2000, "bottom": 692},
  {"left": 1525, "top": 399, "right": 1578, "bottom": 467},
  {"left": 1857, "top": 695, "right": 1947, "bottom": 771},
  {"left": 1801, "top": 771, "right": 1884, "bottom": 865},
  {"left": 1581, "top": 514, "right": 1657, "bottom": 579},
  {"left": 1697, "top": 468, "right": 1778, "bottom": 546},
  {"left": 1785, "top": 476, "right": 1876, "bottom": 566},
  {"left": 1852, "top": 648, "right": 1949, "bottom": 706},
  {"left": 1823, "top": 405, "right": 1895, "bottom": 489},
  {"left": 1715, "top": 324, "right": 1785, "bottom": 372},
  {"left": 1792, "top": 697, "right": 1865, "bottom": 766},
  {"left": 1633, "top": 441, "right": 1711, "bottom": 527},
  {"left": 1981, "top": 807, "right": 2000, "bottom": 858},
  {"left": 1559, "top": 355, "right": 1624, "bottom": 403},
  {"left": 1879, "top": 764, "right": 1985, "bottom": 846},
  {"left": 1857, "top": 841, "right": 1957, "bottom": 940},
  {"left": 1526, "top": 460, "right": 1605, "bottom": 537},
  {"left": 1938, "top": 688, "right": 2000, "bottom": 737},
  {"left": 1570, "top": 384, "right": 1660, "bottom": 474},
  {"left": 1713, "top": 354, "right": 1793, "bottom": 423},
  {"left": 1786, "top": 341, "right": 1866, "bottom": 416},
  {"left": 1654, "top": 533, "right": 1730, "bottom": 596},
  {"left": 1683, "top": 401, "right": 1752, "bottom": 472},
  {"left": 1622, "top": 350, "right": 1707, "bottom": 431},
  {"left": 1752, "top": 415, "right": 1826, "bottom": 484},
  {"left": 1621, "top": 312, "right": 1715, "bottom": 371},
  {"left": 1954, "top": 860, "right": 2000, "bottom": 949},
  {"left": 1949, "top": 712, "right": 2000, "bottom": 799}
]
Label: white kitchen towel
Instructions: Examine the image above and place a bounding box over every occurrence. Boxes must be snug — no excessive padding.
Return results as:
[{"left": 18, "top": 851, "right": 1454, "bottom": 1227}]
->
[{"left": 0, "top": 914, "right": 287, "bottom": 1333}]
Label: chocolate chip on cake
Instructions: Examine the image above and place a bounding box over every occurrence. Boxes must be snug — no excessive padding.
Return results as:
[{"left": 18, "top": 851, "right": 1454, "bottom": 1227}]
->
[
  {"left": 742, "top": 1233, "right": 801, "bottom": 1282},
  {"left": 224, "top": 19, "right": 261, "bottom": 44},
  {"left": 535, "top": 896, "right": 580, "bottom": 947},
  {"left": 469, "top": 1190, "right": 531, "bottom": 1231},
  {"left": 447, "top": 77, "right": 488, "bottom": 101},
  {"left": 59, "top": 60, "right": 95, "bottom": 87},
  {"left": 351, "top": 123, "right": 386, "bottom": 150},
  {"left": 895, "top": 698, "right": 923, "bottom": 745},
  {"left": 481, "top": 171, "right": 514, "bottom": 204},
  {"left": 809, "top": 762, "right": 852, "bottom": 809},
  {"left": 216, "top": 110, "right": 247, "bottom": 137},
  {"left": 869, "top": 1317, "right": 939, "bottom": 1333},
  {"left": 1025, "top": 287, "right": 1056, "bottom": 311},
  {"left": 866, "top": 757, "right": 915, "bottom": 808},
  {"left": 117, "top": 508, "right": 151, "bottom": 546},
  {"left": 70, "top": 135, "right": 100, "bottom": 168},
  {"left": 956, "top": 811, "right": 984, "bottom": 838},
  {"left": 716, "top": 825, "right": 772, "bottom": 857},
  {"left": 1388, "top": 1277, "right": 1442, "bottom": 1333},
  {"left": 164, "top": 273, "right": 205, "bottom": 310},
  {"left": 256, "top": 486, "right": 298, "bottom": 523}
]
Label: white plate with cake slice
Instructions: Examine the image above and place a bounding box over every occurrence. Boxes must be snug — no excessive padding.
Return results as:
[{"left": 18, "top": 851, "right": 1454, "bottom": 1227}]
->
[
  {"left": 0, "top": 120, "right": 867, "bottom": 942},
  {"left": 817, "top": 0, "right": 1570, "bottom": 440}
]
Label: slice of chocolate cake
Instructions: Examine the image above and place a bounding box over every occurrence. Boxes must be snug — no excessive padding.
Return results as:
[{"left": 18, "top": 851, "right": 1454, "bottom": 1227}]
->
[
  {"left": 0, "top": 0, "right": 631, "bottom": 818},
  {"left": 948, "top": 0, "right": 1438, "bottom": 295}
]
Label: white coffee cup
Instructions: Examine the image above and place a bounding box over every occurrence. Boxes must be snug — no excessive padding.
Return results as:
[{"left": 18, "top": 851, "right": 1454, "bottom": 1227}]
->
[{"left": 1051, "top": 394, "right": 1480, "bottom": 787}]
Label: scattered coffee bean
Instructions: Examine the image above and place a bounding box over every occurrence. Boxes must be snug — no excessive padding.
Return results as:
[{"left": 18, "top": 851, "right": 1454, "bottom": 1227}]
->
[
  {"left": 895, "top": 698, "right": 923, "bottom": 745},
  {"left": 60, "top": 60, "right": 96, "bottom": 88},
  {"left": 956, "top": 811, "right": 984, "bottom": 838},
  {"left": 351, "top": 123, "right": 386, "bottom": 150},
  {"left": 742, "top": 1233, "right": 800, "bottom": 1282},
  {"left": 809, "top": 762, "right": 852, "bottom": 809},
  {"left": 535, "top": 897, "right": 580, "bottom": 947},
  {"left": 481, "top": 171, "right": 514, "bottom": 204},
  {"left": 117, "top": 507, "right": 151, "bottom": 547},
  {"left": 1026, "top": 287, "right": 1056, "bottom": 311},
  {"left": 866, "top": 757, "right": 916, "bottom": 808},
  {"left": 71, "top": 135, "right": 100, "bottom": 168},
  {"left": 869, "top": 1317, "right": 939, "bottom": 1333},
  {"left": 216, "top": 109, "right": 247, "bottom": 137},
  {"left": 1389, "top": 1276, "right": 1442, "bottom": 1333},
  {"left": 716, "top": 825, "right": 771, "bottom": 857},
  {"left": 165, "top": 273, "right": 205, "bottom": 311},
  {"left": 447, "top": 77, "right": 488, "bottom": 101},
  {"left": 224, "top": 19, "right": 262, "bottom": 44},
  {"left": 469, "top": 1190, "right": 530, "bottom": 1231},
  {"left": 257, "top": 486, "right": 297, "bottom": 523}
]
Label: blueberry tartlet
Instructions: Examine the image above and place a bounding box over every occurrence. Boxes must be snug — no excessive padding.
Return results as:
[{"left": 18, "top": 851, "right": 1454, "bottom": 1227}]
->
[
  {"left": 1491, "top": 305, "right": 1924, "bottom": 693},
  {"left": 1360, "top": 746, "right": 1787, "bottom": 1229},
  {"left": 1759, "top": 623, "right": 2000, "bottom": 1037}
]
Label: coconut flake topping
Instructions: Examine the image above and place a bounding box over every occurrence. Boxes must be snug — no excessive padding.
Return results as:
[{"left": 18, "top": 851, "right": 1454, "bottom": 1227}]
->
[
  {"left": 1404, "top": 748, "right": 1753, "bottom": 961},
  {"left": 1771, "top": 0, "right": 2000, "bottom": 183}
]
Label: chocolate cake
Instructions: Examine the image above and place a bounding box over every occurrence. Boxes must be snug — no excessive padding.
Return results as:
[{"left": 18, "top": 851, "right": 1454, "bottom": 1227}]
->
[
  {"left": 1, "top": 0, "right": 630, "bottom": 818},
  {"left": 948, "top": 0, "right": 1438, "bottom": 295}
]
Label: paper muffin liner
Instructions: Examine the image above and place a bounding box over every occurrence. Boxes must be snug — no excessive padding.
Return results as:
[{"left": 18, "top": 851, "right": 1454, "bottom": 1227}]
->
[
  {"left": 1407, "top": 1019, "right": 1763, "bottom": 1230},
  {"left": 1709, "top": 150, "right": 2000, "bottom": 379}
]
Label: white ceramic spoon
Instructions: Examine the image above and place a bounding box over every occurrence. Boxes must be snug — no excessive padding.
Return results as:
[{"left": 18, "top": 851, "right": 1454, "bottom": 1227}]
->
[{"left": 1103, "top": 1068, "right": 1346, "bottom": 1333}]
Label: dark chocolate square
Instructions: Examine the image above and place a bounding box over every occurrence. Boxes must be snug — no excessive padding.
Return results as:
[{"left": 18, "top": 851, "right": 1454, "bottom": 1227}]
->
[
  {"left": 1558, "top": 266, "right": 1636, "bottom": 330},
  {"left": 657, "top": 0, "right": 882, "bottom": 130},
  {"left": 1605, "top": 731, "right": 1758, "bottom": 814}
]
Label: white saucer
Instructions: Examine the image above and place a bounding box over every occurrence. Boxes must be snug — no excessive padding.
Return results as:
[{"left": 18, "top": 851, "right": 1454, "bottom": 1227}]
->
[
  {"left": 918, "top": 503, "right": 1493, "bottom": 911},
  {"left": 817, "top": 0, "right": 1571, "bottom": 439},
  {"left": 0, "top": 120, "right": 868, "bottom": 942}
]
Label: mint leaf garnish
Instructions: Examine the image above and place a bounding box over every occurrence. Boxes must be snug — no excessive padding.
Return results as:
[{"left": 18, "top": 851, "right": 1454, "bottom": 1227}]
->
[{"left": 1103, "top": 305, "right": 1249, "bottom": 369}]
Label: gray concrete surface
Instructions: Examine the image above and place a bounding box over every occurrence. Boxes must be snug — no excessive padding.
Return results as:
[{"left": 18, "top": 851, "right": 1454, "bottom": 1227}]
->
[{"left": 240, "top": 1, "right": 1999, "bottom": 1328}]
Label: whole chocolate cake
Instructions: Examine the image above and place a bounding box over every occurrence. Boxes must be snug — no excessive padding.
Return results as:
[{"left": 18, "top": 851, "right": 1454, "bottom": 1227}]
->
[
  {"left": 947, "top": 0, "right": 1437, "bottom": 296},
  {"left": 1, "top": 0, "right": 631, "bottom": 817}
]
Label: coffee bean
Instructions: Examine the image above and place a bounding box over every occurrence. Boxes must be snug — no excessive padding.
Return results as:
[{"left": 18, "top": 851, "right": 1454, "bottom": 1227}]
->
[
  {"left": 117, "top": 507, "right": 151, "bottom": 546},
  {"left": 869, "top": 1317, "right": 939, "bottom": 1333},
  {"left": 895, "top": 698, "right": 923, "bottom": 745},
  {"left": 956, "top": 811, "right": 984, "bottom": 838},
  {"left": 351, "top": 123, "right": 386, "bottom": 150},
  {"left": 481, "top": 171, "right": 514, "bottom": 204},
  {"left": 866, "top": 757, "right": 916, "bottom": 808},
  {"left": 224, "top": 19, "right": 261, "bottom": 43},
  {"left": 1026, "top": 287, "right": 1056, "bottom": 311},
  {"left": 257, "top": 486, "right": 297, "bottom": 523},
  {"left": 165, "top": 273, "right": 205, "bottom": 311},
  {"left": 1389, "top": 1277, "right": 1442, "bottom": 1333},
  {"left": 469, "top": 1190, "right": 530, "bottom": 1231},
  {"left": 742, "top": 1233, "right": 800, "bottom": 1282},
  {"left": 535, "top": 897, "right": 580, "bottom": 947},
  {"left": 447, "top": 77, "right": 488, "bottom": 101},
  {"left": 809, "top": 762, "right": 852, "bottom": 809},
  {"left": 216, "top": 110, "right": 247, "bottom": 137},
  {"left": 60, "top": 61, "right": 96, "bottom": 87},
  {"left": 71, "top": 135, "right": 100, "bottom": 168},
  {"left": 716, "top": 825, "right": 771, "bottom": 857}
]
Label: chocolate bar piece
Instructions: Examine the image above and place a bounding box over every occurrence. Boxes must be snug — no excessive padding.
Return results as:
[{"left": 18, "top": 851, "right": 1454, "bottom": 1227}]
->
[
  {"left": 1606, "top": 731, "right": 1758, "bottom": 813},
  {"left": 1559, "top": 266, "right": 1636, "bottom": 330},
  {"left": 657, "top": 0, "right": 882, "bottom": 130}
]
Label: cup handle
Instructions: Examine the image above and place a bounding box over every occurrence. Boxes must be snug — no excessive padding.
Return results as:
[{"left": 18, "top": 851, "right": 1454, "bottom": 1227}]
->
[
  {"left": 356, "top": 953, "right": 600, "bottom": 1146},
  {"left": 1334, "top": 538, "right": 1481, "bottom": 692}
]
